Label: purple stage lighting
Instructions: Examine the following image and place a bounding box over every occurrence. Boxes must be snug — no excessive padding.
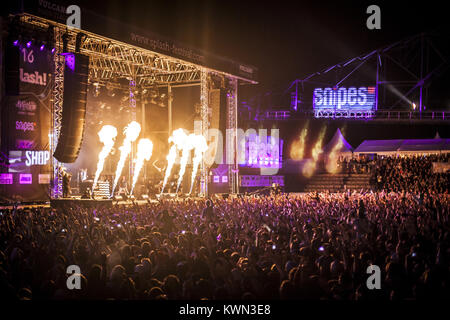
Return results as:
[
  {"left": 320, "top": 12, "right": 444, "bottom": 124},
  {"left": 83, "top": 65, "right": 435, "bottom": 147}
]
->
[
  {"left": 51, "top": 48, "right": 56, "bottom": 54},
  {"left": 26, "top": 41, "right": 32, "bottom": 48},
  {"left": 40, "top": 44, "right": 45, "bottom": 51},
  {"left": 13, "top": 40, "right": 19, "bottom": 46}
]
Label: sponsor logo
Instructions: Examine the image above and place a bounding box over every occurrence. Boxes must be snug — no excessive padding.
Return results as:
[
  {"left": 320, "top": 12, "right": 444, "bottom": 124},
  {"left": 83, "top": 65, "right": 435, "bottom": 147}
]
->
[
  {"left": 313, "top": 86, "right": 376, "bottom": 110},
  {"left": 16, "top": 100, "right": 37, "bottom": 115},
  {"left": 25, "top": 151, "right": 50, "bottom": 166},
  {"left": 16, "top": 139, "right": 35, "bottom": 150},
  {"left": 129, "top": 33, "right": 205, "bottom": 63},
  {"left": 20, "top": 68, "right": 48, "bottom": 86},
  {"left": 19, "top": 174, "right": 33, "bottom": 184},
  {"left": 38, "top": 0, "right": 67, "bottom": 14},
  {"left": 38, "top": 174, "right": 51, "bottom": 184},
  {"left": 0, "top": 174, "right": 13, "bottom": 185},
  {"left": 16, "top": 121, "right": 36, "bottom": 132}
]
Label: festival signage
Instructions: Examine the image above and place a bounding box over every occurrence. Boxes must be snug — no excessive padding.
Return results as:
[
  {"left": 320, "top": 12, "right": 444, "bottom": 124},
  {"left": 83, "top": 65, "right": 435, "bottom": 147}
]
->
[
  {"left": 8, "top": 150, "right": 50, "bottom": 173},
  {"left": 314, "top": 86, "right": 376, "bottom": 110},
  {"left": 1, "top": 33, "right": 52, "bottom": 201},
  {"left": 313, "top": 86, "right": 376, "bottom": 118},
  {"left": 244, "top": 134, "right": 283, "bottom": 169},
  {"left": 0, "top": 174, "right": 14, "bottom": 185},
  {"left": 19, "top": 174, "right": 33, "bottom": 184},
  {"left": 38, "top": 174, "right": 51, "bottom": 184}
]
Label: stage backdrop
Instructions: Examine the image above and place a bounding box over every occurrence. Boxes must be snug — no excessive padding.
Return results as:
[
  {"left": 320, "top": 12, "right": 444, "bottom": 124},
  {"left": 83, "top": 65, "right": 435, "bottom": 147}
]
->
[{"left": 1, "top": 37, "right": 52, "bottom": 201}]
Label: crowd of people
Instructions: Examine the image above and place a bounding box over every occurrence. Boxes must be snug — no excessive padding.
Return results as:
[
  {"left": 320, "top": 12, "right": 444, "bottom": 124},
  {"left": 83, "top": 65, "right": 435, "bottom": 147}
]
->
[
  {"left": 1, "top": 187, "right": 448, "bottom": 300},
  {"left": 337, "top": 157, "right": 375, "bottom": 174},
  {"left": 372, "top": 154, "right": 449, "bottom": 193},
  {"left": 337, "top": 154, "right": 449, "bottom": 193}
]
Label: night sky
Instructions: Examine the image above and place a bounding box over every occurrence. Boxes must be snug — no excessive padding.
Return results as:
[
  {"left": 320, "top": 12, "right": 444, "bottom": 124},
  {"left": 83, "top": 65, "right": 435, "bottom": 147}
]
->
[{"left": 73, "top": 0, "right": 448, "bottom": 91}]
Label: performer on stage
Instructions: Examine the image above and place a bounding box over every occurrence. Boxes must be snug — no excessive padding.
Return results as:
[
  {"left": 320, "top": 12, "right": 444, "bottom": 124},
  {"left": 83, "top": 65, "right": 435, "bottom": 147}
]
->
[
  {"left": 61, "top": 168, "right": 72, "bottom": 198},
  {"left": 117, "top": 175, "right": 129, "bottom": 196}
]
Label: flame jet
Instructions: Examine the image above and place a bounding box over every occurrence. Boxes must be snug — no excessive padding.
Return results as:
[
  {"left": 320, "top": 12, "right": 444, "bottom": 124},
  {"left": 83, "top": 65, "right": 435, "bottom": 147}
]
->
[
  {"left": 160, "top": 128, "right": 188, "bottom": 194},
  {"left": 303, "top": 126, "right": 326, "bottom": 178},
  {"left": 111, "top": 121, "right": 141, "bottom": 196},
  {"left": 290, "top": 122, "right": 309, "bottom": 160},
  {"left": 92, "top": 125, "right": 117, "bottom": 192},
  {"left": 189, "top": 134, "right": 208, "bottom": 194},
  {"left": 176, "top": 133, "right": 195, "bottom": 193},
  {"left": 130, "top": 138, "right": 153, "bottom": 195}
]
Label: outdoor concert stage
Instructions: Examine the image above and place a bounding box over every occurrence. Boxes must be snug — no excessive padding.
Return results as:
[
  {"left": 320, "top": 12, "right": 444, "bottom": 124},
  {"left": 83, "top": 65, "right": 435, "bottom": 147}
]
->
[{"left": 0, "top": 5, "right": 257, "bottom": 204}]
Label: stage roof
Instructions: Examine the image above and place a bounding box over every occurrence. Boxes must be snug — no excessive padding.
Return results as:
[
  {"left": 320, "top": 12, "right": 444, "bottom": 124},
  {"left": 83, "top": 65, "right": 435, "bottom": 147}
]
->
[
  {"left": 9, "top": 0, "right": 258, "bottom": 88},
  {"left": 354, "top": 138, "right": 450, "bottom": 154}
]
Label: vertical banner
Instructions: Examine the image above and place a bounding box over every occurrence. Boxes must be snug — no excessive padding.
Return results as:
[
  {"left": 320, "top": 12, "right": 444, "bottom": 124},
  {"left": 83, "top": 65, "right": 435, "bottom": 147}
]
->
[{"left": 1, "top": 37, "right": 52, "bottom": 201}]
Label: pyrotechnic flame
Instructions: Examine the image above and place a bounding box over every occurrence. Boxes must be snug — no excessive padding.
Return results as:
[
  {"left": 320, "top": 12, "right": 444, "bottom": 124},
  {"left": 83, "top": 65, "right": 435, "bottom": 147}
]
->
[
  {"left": 160, "top": 129, "right": 188, "bottom": 194},
  {"left": 290, "top": 124, "right": 308, "bottom": 160},
  {"left": 93, "top": 125, "right": 118, "bottom": 191},
  {"left": 302, "top": 127, "right": 326, "bottom": 178},
  {"left": 189, "top": 134, "right": 208, "bottom": 194},
  {"left": 311, "top": 127, "right": 326, "bottom": 161},
  {"left": 326, "top": 134, "right": 344, "bottom": 174},
  {"left": 302, "top": 160, "right": 316, "bottom": 178},
  {"left": 111, "top": 121, "right": 141, "bottom": 196},
  {"left": 130, "top": 138, "right": 153, "bottom": 195},
  {"left": 176, "top": 133, "right": 195, "bottom": 193}
]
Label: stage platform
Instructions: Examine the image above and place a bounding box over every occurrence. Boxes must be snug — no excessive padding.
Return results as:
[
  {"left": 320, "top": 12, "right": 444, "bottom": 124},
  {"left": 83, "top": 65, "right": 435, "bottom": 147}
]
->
[
  {"left": 1, "top": 194, "right": 227, "bottom": 210},
  {"left": 50, "top": 198, "right": 113, "bottom": 209}
]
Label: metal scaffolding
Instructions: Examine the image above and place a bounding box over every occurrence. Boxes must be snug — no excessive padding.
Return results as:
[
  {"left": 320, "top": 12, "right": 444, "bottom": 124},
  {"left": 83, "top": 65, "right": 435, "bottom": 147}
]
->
[
  {"left": 227, "top": 78, "right": 239, "bottom": 194},
  {"left": 286, "top": 32, "right": 449, "bottom": 117},
  {"left": 200, "top": 69, "right": 209, "bottom": 196},
  {"left": 50, "top": 24, "right": 65, "bottom": 198}
]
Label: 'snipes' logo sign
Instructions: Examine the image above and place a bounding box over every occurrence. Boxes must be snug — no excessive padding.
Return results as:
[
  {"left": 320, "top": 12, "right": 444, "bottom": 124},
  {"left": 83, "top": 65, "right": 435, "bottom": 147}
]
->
[{"left": 313, "top": 86, "right": 376, "bottom": 110}]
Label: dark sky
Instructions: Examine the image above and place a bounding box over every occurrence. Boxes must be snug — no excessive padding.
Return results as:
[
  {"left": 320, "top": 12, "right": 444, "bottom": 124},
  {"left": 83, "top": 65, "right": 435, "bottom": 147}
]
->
[{"left": 73, "top": 0, "right": 448, "bottom": 91}]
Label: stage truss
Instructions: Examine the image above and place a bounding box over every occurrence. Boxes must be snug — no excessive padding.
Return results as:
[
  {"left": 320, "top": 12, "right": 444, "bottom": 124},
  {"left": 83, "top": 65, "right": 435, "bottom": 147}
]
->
[{"left": 17, "top": 13, "right": 257, "bottom": 198}]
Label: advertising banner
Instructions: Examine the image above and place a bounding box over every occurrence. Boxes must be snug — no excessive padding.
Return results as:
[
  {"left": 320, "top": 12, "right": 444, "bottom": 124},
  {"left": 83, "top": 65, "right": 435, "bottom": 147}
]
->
[{"left": 1, "top": 36, "right": 52, "bottom": 201}]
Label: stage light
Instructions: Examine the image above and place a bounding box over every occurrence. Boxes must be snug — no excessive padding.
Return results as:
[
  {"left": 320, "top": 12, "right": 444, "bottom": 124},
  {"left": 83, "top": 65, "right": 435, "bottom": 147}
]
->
[
  {"left": 51, "top": 48, "right": 56, "bottom": 54},
  {"left": 40, "top": 44, "right": 45, "bottom": 51},
  {"left": 26, "top": 41, "right": 32, "bottom": 48},
  {"left": 13, "top": 40, "right": 19, "bottom": 46},
  {"left": 412, "top": 103, "right": 417, "bottom": 110},
  {"left": 92, "top": 82, "right": 100, "bottom": 97}
]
